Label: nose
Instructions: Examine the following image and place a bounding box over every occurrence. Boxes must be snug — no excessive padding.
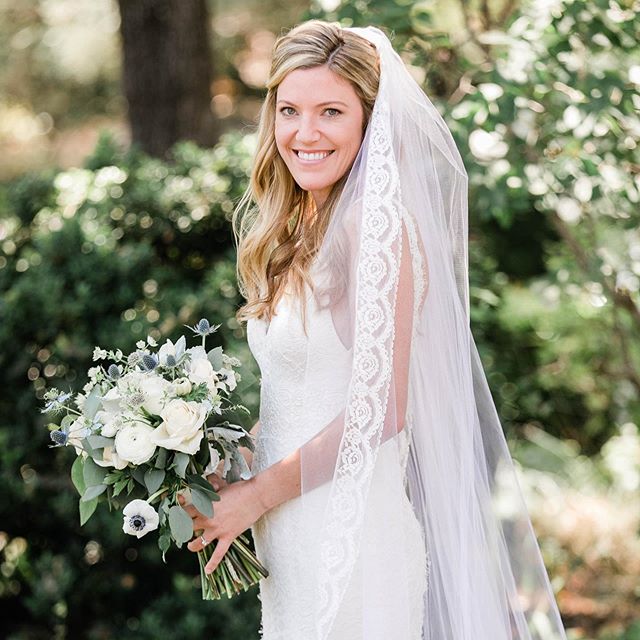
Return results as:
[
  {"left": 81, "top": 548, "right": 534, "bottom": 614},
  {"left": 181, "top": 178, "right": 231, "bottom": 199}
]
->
[{"left": 295, "top": 115, "right": 321, "bottom": 145}]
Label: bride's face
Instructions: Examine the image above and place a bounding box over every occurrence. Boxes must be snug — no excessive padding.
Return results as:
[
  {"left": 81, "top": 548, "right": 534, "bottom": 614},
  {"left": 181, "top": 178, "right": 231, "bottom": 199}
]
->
[{"left": 275, "top": 65, "right": 365, "bottom": 208}]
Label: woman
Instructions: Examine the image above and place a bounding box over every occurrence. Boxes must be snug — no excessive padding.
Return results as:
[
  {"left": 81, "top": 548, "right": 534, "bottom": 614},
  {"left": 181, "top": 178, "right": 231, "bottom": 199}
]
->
[{"left": 180, "top": 20, "right": 569, "bottom": 640}]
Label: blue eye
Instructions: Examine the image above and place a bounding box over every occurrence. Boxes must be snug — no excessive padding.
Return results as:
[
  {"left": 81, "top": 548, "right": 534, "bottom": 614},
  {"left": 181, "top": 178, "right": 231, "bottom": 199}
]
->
[
  {"left": 325, "top": 108, "right": 341, "bottom": 117},
  {"left": 280, "top": 106, "right": 296, "bottom": 116}
]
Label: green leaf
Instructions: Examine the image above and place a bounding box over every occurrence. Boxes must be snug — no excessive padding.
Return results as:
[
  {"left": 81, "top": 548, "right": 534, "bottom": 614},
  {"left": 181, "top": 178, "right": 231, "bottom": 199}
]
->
[
  {"left": 190, "top": 486, "right": 214, "bottom": 518},
  {"left": 84, "top": 384, "right": 103, "bottom": 419},
  {"left": 61, "top": 414, "right": 75, "bottom": 430},
  {"left": 71, "top": 456, "right": 86, "bottom": 496},
  {"left": 131, "top": 466, "right": 146, "bottom": 486},
  {"left": 168, "top": 505, "right": 193, "bottom": 544},
  {"left": 158, "top": 532, "right": 171, "bottom": 555},
  {"left": 154, "top": 447, "right": 167, "bottom": 469},
  {"left": 113, "top": 478, "right": 129, "bottom": 497},
  {"left": 79, "top": 497, "right": 99, "bottom": 526},
  {"left": 144, "top": 468, "right": 165, "bottom": 494},
  {"left": 186, "top": 473, "right": 219, "bottom": 500},
  {"left": 83, "top": 457, "right": 107, "bottom": 487},
  {"left": 81, "top": 484, "right": 107, "bottom": 501},
  {"left": 86, "top": 435, "right": 114, "bottom": 450},
  {"left": 172, "top": 452, "right": 190, "bottom": 479}
]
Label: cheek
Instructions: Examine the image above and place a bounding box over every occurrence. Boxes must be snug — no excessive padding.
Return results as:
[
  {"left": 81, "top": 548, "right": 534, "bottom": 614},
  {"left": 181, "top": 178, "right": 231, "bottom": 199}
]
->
[{"left": 275, "top": 124, "right": 293, "bottom": 157}]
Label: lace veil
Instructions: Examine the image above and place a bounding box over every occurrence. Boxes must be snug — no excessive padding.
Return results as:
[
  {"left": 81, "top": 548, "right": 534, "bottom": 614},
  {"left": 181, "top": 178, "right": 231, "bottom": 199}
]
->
[{"left": 279, "top": 24, "right": 568, "bottom": 640}]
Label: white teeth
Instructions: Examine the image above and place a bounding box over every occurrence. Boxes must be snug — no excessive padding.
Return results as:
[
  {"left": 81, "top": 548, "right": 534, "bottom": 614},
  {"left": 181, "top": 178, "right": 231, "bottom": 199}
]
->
[{"left": 297, "top": 150, "right": 332, "bottom": 161}]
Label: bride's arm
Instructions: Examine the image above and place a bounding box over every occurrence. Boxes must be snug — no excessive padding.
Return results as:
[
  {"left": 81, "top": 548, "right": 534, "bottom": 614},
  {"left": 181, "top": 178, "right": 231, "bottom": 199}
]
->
[{"left": 251, "top": 219, "right": 418, "bottom": 515}]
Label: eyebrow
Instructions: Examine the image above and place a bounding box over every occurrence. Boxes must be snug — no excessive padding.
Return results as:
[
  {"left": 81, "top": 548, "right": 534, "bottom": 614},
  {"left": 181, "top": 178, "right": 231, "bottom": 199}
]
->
[{"left": 276, "top": 100, "right": 349, "bottom": 107}]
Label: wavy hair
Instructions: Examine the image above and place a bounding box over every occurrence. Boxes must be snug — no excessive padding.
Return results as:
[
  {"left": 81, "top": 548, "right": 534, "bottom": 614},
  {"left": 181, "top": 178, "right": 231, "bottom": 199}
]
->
[{"left": 231, "top": 19, "right": 381, "bottom": 330}]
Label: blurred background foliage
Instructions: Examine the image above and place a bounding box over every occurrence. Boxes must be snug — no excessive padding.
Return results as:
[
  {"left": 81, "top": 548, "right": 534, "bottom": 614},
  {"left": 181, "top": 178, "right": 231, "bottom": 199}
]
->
[{"left": 1, "top": 0, "right": 639, "bottom": 638}]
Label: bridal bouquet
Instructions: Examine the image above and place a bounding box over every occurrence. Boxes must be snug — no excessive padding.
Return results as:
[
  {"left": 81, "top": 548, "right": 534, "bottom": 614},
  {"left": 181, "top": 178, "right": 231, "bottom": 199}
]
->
[{"left": 41, "top": 318, "right": 268, "bottom": 600}]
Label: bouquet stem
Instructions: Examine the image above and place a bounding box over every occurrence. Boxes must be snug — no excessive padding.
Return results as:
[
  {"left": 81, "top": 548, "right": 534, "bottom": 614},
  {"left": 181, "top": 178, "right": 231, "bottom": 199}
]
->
[{"left": 197, "top": 533, "right": 269, "bottom": 600}]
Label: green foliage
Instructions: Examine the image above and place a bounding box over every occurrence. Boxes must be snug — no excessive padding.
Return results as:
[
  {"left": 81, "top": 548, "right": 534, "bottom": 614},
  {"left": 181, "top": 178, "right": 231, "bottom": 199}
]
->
[{"left": 0, "top": 130, "right": 261, "bottom": 637}]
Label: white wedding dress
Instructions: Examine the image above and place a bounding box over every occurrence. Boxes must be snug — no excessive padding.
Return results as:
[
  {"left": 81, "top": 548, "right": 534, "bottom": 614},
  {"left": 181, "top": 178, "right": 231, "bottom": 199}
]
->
[{"left": 247, "top": 276, "right": 430, "bottom": 640}]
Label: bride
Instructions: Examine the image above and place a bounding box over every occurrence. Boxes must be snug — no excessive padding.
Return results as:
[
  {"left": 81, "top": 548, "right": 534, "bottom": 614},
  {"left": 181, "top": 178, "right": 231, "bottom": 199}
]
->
[{"left": 179, "top": 19, "right": 569, "bottom": 640}]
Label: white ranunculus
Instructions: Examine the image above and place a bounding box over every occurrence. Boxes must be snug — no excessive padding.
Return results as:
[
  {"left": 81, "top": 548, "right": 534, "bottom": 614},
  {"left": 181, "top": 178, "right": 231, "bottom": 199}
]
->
[
  {"left": 186, "top": 357, "right": 218, "bottom": 394},
  {"left": 172, "top": 377, "right": 192, "bottom": 396},
  {"left": 94, "top": 409, "right": 122, "bottom": 438},
  {"left": 94, "top": 445, "right": 128, "bottom": 469},
  {"left": 150, "top": 399, "right": 207, "bottom": 455},
  {"left": 114, "top": 420, "right": 157, "bottom": 464},
  {"left": 122, "top": 499, "right": 159, "bottom": 538}
]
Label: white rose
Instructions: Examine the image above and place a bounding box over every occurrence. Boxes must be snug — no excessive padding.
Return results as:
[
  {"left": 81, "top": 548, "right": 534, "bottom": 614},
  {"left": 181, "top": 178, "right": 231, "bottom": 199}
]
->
[
  {"left": 114, "top": 420, "right": 157, "bottom": 464},
  {"left": 94, "top": 445, "right": 128, "bottom": 470},
  {"left": 122, "top": 499, "right": 159, "bottom": 538},
  {"left": 150, "top": 399, "right": 207, "bottom": 455},
  {"left": 138, "top": 374, "right": 171, "bottom": 415},
  {"left": 187, "top": 357, "right": 219, "bottom": 394}
]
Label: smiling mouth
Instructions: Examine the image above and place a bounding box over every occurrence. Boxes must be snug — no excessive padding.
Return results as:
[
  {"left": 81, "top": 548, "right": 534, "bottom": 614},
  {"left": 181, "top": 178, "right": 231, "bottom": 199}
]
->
[{"left": 294, "top": 150, "right": 335, "bottom": 162}]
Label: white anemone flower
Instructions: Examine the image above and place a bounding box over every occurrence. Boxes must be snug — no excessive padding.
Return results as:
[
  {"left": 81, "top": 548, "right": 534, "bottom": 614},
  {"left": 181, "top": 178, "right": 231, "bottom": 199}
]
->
[{"left": 122, "top": 499, "right": 160, "bottom": 538}]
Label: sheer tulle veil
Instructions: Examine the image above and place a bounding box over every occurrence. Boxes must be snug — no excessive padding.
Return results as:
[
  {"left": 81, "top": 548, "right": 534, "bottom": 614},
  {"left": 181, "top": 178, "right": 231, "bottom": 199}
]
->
[{"left": 284, "top": 24, "right": 569, "bottom": 640}]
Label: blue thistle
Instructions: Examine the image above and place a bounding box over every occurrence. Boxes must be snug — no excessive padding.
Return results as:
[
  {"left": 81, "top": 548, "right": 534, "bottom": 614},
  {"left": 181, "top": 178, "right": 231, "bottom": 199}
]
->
[
  {"left": 184, "top": 318, "right": 220, "bottom": 337},
  {"left": 140, "top": 354, "right": 158, "bottom": 371},
  {"left": 107, "top": 364, "right": 121, "bottom": 379},
  {"left": 165, "top": 354, "right": 176, "bottom": 368},
  {"left": 49, "top": 429, "right": 68, "bottom": 447}
]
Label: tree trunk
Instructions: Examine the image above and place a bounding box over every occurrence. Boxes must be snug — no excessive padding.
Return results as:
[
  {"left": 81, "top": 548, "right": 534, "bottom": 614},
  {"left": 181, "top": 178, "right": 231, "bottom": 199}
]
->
[{"left": 117, "top": 0, "right": 216, "bottom": 157}]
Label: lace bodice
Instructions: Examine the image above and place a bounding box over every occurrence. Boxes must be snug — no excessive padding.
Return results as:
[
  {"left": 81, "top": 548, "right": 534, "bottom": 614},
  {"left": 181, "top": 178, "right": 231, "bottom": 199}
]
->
[{"left": 247, "top": 280, "right": 353, "bottom": 474}]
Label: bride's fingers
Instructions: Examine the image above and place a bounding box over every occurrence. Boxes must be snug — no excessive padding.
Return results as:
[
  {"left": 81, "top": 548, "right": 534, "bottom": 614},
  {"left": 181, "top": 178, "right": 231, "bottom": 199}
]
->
[
  {"left": 204, "top": 537, "right": 232, "bottom": 574},
  {"left": 187, "top": 531, "right": 215, "bottom": 552}
]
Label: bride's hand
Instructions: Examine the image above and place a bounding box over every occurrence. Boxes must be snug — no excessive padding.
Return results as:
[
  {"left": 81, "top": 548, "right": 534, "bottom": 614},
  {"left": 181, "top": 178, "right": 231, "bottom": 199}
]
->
[
  {"left": 206, "top": 459, "right": 228, "bottom": 491},
  {"left": 178, "top": 477, "right": 267, "bottom": 574}
]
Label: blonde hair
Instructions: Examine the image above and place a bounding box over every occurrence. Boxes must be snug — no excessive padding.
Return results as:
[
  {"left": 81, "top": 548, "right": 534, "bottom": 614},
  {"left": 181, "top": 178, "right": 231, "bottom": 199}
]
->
[{"left": 231, "top": 19, "right": 381, "bottom": 331}]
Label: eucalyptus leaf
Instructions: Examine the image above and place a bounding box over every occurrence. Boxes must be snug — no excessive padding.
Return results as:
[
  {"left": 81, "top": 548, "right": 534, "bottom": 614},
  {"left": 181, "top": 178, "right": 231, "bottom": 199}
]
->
[
  {"left": 190, "top": 487, "right": 214, "bottom": 518},
  {"left": 131, "top": 466, "right": 147, "bottom": 487},
  {"left": 71, "top": 456, "right": 86, "bottom": 496},
  {"left": 172, "top": 452, "right": 190, "bottom": 479},
  {"left": 154, "top": 447, "right": 167, "bottom": 469},
  {"left": 83, "top": 457, "right": 107, "bottom": 487},
  {"left": 168, "top": 505, "right": 193, "bottom": 544},
  {"left": 186, "top": 474, "right": 219, "bottom": 500},
  {"left": 144, "top": 468, "right": 165, "bottom": 494},
  {"left": 80, "top": 496, "right": 99, "bottom": 525},
  {"left": 159, "top": 532, "right": 171, "bottom": 554},
  {"left": 84, "top": 384, "right": 103, "bottom": 419},
  {"left": 81, "top": 484, "right": 107, "bottom": 501},
  {"left": 86, "top": 435, "right": 114, "bottom": 450}
]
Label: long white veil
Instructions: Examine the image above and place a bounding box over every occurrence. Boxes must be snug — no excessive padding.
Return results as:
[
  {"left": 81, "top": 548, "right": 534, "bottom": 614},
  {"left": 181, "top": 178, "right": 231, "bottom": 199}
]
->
[{"left": 288, "top": 25, "right": 569, "bottom": 640}]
